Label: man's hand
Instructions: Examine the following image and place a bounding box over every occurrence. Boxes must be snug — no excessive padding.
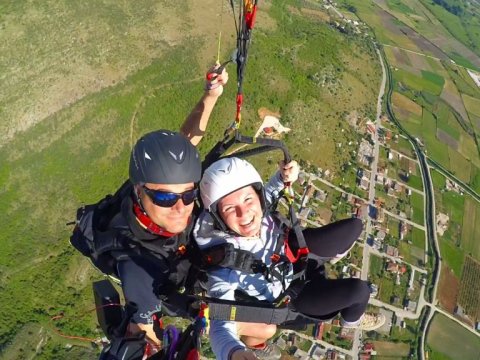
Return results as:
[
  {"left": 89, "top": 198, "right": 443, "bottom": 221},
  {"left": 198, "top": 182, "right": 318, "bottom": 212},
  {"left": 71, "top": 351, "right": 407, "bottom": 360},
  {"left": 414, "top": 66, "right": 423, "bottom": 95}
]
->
[
  {"left": 205, "top": 63, "right": 229, "bottom": 98},
  {"left": 279, "top": 160, "right": 300, "bottom": 183},
  {"left": 231, "top": 349, "right": 258, "bottom": 360}
]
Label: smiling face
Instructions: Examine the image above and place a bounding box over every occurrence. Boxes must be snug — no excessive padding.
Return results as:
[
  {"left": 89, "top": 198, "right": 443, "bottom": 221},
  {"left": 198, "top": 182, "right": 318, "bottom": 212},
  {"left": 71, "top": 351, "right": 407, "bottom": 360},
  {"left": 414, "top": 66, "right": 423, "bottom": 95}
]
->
[
  {"left": 217, "top": 185, "right": 263, "bottom": 237},
  {"left": 138, "top": 182, "right": 195, "bottom": 234}
]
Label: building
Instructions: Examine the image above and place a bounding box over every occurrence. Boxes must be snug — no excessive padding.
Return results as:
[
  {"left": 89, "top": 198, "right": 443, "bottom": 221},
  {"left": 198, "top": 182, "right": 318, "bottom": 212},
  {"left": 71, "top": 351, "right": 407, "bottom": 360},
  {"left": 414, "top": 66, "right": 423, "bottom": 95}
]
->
[
  {"left": 339, "top": 327, "right": 355, "bottom": 340},
  {"left": 293, "top": 348, "right": 310, "bottom": 359},
  {"left": 314, "top": 322, "right": 325, "bottom": 340},
  {"left": 406, "top": 300, "right": 417, "bottom": 312},
  {"left": 387, "top": 261, "right": 407, "bottom": 274},
  {"left": 384, "top": 245, "right": 399, "bottom": 257},
  {"left": 376, "top": 230, "right": 386, "bottom": 242},
  {"left": 315, "top": 189, "right": 328, "bottom": 202},
  {"left": 317, "top": 208, "right": 333, "bottom": 225},
  {"left": 310, "top": 344, "right": 327, "bottom": 358}
]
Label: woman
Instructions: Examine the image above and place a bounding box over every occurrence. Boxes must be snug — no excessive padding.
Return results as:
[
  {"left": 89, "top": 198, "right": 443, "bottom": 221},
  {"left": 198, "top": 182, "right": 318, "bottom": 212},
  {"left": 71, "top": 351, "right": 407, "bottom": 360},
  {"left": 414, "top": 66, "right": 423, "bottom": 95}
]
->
[{"left": 194, "top": 157, "right": 384, "bottom": 360}]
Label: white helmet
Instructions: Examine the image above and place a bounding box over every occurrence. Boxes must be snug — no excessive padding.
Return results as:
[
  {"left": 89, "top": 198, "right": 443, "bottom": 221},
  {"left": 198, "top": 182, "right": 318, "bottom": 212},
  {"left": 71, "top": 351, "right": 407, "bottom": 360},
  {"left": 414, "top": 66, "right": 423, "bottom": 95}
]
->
[{"left": 200, "top": 157, "right": 266, "bottom": 229}]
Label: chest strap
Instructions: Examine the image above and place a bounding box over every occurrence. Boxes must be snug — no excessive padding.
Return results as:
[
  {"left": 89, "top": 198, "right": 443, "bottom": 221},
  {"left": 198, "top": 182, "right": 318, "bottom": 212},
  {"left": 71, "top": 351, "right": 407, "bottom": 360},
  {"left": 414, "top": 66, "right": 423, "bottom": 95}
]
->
[{"left": 201, "top": 243, "right": 268, "bottom": 274}]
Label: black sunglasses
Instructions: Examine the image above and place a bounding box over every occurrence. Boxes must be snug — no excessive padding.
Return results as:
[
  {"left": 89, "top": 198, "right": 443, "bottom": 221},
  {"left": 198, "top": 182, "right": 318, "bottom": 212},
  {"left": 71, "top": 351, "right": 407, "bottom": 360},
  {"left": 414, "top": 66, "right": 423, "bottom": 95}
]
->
[{"left": 142, "top": 186, "right": 198, "bottom": 208}]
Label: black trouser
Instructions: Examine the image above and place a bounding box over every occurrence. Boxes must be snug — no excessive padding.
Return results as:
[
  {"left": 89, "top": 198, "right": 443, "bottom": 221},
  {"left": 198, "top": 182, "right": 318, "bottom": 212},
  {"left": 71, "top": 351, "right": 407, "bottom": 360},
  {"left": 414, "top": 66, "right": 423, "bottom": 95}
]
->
[{"left": 290, "top": 218, "right": 371, "bottom": 322}]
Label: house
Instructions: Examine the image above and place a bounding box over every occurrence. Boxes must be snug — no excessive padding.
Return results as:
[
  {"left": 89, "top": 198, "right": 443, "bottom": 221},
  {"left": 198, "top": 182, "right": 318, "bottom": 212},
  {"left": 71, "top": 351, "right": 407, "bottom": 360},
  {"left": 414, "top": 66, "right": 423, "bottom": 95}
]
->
[
  {"left": 387, "top": 261, "right": 407, "bottom": 274},
  {"left": 326, "top": 350, "right": 338, "bottom": 359},
  {"left": 314, "top": 322, "right": 325, "bottom": 340},
  {"left": 339, "top": 327, "right": 355, "bottom": 340},
  {"left": 387, "top": 262, "right": 399, "bottom": 273},
  {"left": 298, "top": 172, "right": 307, "bottom": 185},
  {"left": 376, "top": 230, "right": 386, "bottom": 242},
  {"left": 287, "top": 332, "right": 297, "bottom": 346},
  {"left": 293, "top": 348, "right": 309, "bottom": 359},
  {"left": 299, "top": 207, "right": 312, "bottom": 220},
  {"left": 310, "top": 344, "right": 326, "bottom": 358},
  {"left": 394, "top": 182, "right": 403, "bottom": 192},
  {"left": 384, "top": 245, "right": 399, "bottom": 257},
  {"left": 406, "top": 300, "right": 417, "bottom": 312},
  {"left": 317, "top": 208, "right": 333, "bottom": 225},
  {"left": 315, "top": 189, "right": 328, "bottom": 202},
  {"left": 360, "top": 177, "right": 369, "bottom": 190},
  {"left": 399, "top": 221, "right": 408, "bottom": 240},
  {"left": 275, "top": 337, "right": 287, "bottom": 349},
  {"left": 356, "top": 203, "right": 369, "bottom": 220}
]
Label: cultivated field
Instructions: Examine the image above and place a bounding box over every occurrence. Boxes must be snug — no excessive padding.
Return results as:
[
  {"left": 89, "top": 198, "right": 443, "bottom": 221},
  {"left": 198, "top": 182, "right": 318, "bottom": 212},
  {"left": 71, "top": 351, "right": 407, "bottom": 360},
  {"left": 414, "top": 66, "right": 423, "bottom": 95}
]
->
[
  {"left": 437, "top": 264, "right": 459, "bottom": 313},
  {"left": 371, "top": 341, "right": 410, "bottom": 357},
  {"left": 427, "top": 313, "right": 480, "bottom": 360},
  {"left": 458, "top": 256, "right": 480, "bottom": 323}
]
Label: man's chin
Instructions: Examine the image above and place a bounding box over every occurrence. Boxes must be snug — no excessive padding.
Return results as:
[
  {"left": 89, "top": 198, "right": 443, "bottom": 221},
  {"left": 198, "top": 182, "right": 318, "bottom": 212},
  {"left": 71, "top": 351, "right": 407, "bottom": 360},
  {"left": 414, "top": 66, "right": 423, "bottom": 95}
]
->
[{"left": 163, "top": 220, "right": 189, "bottom": 234}]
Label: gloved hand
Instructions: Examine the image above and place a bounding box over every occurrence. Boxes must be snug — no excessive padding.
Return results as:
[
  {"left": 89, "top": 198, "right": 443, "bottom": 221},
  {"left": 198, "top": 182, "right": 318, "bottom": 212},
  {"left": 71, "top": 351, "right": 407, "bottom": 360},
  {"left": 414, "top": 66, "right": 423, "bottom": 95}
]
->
[{"left": 205, "top": 63, "right": 229, "bottom": 97}]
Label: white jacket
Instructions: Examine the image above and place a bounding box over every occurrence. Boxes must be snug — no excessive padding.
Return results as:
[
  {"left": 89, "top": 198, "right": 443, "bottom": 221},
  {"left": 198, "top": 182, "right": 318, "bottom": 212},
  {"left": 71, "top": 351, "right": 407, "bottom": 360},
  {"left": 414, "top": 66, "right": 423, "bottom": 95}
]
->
[{"left": 193, "top": 172, "right": 293, "bottom": 359}]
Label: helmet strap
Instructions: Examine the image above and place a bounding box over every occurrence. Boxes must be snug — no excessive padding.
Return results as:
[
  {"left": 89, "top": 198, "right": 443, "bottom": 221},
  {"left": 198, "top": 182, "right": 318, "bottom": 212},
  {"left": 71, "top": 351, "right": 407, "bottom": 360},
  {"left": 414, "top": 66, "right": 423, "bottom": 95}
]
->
[{"left": 132, "top": 202, "right": 177, "bottom": 237}]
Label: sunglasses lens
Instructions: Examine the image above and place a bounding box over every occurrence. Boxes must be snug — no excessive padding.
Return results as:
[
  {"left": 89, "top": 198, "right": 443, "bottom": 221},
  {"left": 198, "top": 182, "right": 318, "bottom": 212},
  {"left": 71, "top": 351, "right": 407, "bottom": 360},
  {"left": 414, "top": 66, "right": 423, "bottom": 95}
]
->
[
  {"left": 147, "top": 190, "right": 178, "bottom": 207},
  {"left": 144, "top": 187, "right": 197, "bottom": 207},
  {"left": 182, "top": 189, "right": 198, "bottom": 205}
]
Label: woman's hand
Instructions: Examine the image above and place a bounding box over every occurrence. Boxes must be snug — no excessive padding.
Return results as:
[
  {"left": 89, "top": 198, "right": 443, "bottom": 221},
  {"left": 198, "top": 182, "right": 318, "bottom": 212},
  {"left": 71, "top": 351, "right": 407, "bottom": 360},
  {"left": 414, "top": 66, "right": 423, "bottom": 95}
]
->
[{"left": 279, "top": 160, "right": 300, "bottom": 183}]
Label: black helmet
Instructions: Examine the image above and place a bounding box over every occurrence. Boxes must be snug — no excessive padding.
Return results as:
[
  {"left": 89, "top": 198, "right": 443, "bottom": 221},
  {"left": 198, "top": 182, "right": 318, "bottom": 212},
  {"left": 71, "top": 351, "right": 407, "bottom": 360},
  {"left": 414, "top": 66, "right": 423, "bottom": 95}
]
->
[{"left": 129, "top": 130, "right": 201, "bottom": 184}]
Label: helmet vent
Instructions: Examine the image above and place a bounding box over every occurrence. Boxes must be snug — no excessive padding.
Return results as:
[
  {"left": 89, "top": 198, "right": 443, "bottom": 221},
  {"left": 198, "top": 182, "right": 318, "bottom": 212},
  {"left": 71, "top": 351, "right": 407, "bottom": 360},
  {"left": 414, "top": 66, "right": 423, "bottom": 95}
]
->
[
  {"left": 144, "top": 151, "right": 152, "bottom": 160},
  {"left": 168, "top": 150, "right": 185, "bottom": 163}
]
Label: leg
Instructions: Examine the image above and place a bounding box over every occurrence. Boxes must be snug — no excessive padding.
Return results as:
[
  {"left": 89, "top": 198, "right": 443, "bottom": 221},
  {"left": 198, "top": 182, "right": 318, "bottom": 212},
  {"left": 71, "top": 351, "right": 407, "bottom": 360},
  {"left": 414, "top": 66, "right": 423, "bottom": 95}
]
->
[
  {"left": 302, "top": 217, "right": 363, "bottom": 257},
  {"left": 236, "top": 322, "right": 277, "bottom": 347},
  {"left": 291, "top": 277, "right": 370, "bottom": 322}
]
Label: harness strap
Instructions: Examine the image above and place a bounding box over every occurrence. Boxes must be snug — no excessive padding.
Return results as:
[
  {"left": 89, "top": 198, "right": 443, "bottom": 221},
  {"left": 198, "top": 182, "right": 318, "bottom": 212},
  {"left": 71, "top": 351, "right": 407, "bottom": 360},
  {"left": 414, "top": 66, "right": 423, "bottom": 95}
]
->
[
  {"left": 204, "top": 297, "right": 318, "bottom": 325},
  {"left": 201, "top": 243, "right": 267, "bottom": 275}
]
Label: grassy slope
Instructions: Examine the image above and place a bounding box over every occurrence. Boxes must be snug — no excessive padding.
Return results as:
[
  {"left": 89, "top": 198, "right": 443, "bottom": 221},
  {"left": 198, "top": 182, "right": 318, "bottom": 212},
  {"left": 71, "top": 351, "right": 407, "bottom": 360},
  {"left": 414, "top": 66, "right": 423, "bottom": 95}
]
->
[{"left": 0, "top": 0, "right": 381, "bottom": 357}]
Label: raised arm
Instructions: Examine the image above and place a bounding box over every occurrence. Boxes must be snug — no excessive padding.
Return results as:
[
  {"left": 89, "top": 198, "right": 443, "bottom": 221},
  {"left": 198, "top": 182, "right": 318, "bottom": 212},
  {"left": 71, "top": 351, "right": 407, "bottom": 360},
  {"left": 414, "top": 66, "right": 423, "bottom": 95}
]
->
[{"left": 180, "top": 66, "right": 229, "bottom": 146}]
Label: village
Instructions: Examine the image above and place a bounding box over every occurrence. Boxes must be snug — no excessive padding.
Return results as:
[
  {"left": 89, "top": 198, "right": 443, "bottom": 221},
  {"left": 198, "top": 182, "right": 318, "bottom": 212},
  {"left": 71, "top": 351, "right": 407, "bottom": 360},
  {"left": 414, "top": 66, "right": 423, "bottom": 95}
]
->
[{"left": 256, "top": 107, "right": 429, "bottom": 359}]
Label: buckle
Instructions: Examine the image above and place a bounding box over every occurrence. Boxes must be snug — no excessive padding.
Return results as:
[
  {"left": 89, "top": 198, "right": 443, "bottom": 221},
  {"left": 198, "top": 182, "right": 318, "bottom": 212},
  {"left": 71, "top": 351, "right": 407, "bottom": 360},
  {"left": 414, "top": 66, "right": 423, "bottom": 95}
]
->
[
  {"left": 270, "top": 253, "right": 281, "bottom": 263},
  {"left": 251, "top": 260, "right": 267, "bottom": 274}
]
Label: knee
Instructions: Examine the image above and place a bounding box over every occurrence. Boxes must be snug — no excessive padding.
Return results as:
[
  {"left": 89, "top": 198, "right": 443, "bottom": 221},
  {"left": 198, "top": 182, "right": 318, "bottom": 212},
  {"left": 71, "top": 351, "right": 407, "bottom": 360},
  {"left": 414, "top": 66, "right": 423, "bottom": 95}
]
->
[
  {"left": 350, "top": 280, "right": 371, "bottom": 302},
  {"left": 263, "top": 324, "right": 277, "bottom": 340},
  {"left": 237, "top": 322, "right": 277, "bottom": 339},
  {"left": 349, "top": 218, "right": 364, "bottom": 238}
]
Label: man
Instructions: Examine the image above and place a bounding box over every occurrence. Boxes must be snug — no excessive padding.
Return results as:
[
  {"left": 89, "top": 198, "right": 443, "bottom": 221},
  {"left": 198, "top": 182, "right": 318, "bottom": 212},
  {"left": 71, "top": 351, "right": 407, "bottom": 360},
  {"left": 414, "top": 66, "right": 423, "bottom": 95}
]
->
[{"left": 94, "top": 67, "right": 228, "bottom": 347}]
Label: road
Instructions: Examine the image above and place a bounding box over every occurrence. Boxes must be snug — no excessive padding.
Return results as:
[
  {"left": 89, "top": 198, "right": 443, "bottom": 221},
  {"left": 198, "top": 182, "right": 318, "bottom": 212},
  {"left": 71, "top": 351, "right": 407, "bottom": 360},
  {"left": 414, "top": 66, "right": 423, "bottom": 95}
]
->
[{"left": 351, "top": 47, "right": 388, "bottom": 360}]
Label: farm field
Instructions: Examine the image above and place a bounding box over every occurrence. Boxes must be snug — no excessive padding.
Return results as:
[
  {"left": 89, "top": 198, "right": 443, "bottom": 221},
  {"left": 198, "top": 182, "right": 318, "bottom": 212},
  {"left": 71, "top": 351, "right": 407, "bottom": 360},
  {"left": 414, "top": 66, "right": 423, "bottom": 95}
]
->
[
  {"left": 427, "top": 313, "right": 480, "bottom": 360},
  {"left": 457, "top": 256, "right": 480, "bottom": 324},
  {"left": 340, "top": 0, "right": 480, "bottom": 191},
  {"left": 371, "top": 341, "right": 410, "bottom": 358}
]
